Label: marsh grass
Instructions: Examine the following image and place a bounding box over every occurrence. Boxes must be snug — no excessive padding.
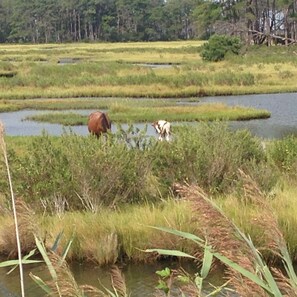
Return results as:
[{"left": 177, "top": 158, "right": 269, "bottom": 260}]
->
[
  {"left": 2, "top": 125, "right": 297, "bottom": 266},
  {"left": 30, "top": 201, "right": 195, "bottom": 265},
  {"left": 0, "top": 97, "right": 178, "bottom": 112},
  {"left": 2, "top": 181, "right": 297, "bottom": 267},
  {"left": 0, "top": 42, "right": 297, "bottom": 100},
  {"left": 1, "top": 123, "right": 277, "bottom": 213},
  {"left": 1, "top": 175, "right": 297, "bottom": 268},
  {"left": 24, "top": 103, "right": 270, "bottom": 125},
  {"left": 0, "top": 41, "right": 204, "bottom": 65},
  {"left": 26, "top": 112, "right": 88, "bottom": 125}
]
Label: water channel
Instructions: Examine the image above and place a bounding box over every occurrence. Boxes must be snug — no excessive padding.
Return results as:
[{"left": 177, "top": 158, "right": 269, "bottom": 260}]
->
[
  {"left": 0, "top": 92, "right": 297, "bottom": 139},
  {"left": 0, "top": 92, "right": 297, "bottom": 296}
]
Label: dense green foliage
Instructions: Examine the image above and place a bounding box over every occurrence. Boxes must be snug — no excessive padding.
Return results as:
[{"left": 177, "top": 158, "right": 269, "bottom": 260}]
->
[
  {"left": 1, "top": 123, "right": 284, "bottom": 213},
  {"left": 0, "top": 0, "right": 296, "bottom": 45},
  {"left": 201, "top": 34, "right": 242, "bottom": 62}
]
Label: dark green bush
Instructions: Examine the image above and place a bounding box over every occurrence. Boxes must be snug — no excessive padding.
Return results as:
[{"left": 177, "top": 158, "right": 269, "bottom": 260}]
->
[{"left": 201, "top": 34, "right": 242, "bottom": 62}]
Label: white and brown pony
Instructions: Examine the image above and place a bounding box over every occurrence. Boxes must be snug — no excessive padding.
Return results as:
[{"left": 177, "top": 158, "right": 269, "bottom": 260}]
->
[
  {"left": 87, "top": 111, "right": 111, "bottom": 137},
  {"left": 152, "top": 120, "right": 171, "bottom": 141}
]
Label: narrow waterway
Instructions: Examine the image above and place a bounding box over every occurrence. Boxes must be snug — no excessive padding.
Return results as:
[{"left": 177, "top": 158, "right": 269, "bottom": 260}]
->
[{"left": 0, "top": 93, "right": 297, "bottom": 139}]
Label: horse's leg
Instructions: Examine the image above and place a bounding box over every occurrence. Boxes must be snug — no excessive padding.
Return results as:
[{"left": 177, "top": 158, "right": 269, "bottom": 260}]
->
[{"left": 165, "top": 133, "right": 170, "bottom": 141}]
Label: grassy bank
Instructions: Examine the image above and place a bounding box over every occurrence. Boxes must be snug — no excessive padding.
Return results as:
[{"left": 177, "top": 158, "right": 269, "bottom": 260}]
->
[
  {"left": 24, "top": 103, "right": 270, "bottom": 125},
  {"left": 1, "top": 183, "right": 297, "bottom": 265},
  {"left": 0, "top": 42, "right": 297, "bottom": 100},
  {"left": 0, "top": 96, "right": 270, "bottom": 128}
]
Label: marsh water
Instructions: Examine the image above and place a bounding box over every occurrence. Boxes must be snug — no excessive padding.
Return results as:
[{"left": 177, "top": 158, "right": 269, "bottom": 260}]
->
[
  {"left": 1, "top": 92, "right": 297, "bottom": 139},
  {"left": 0, "top": 92, "right": 297, "bottom": 296},
  {"left": 0, "top": 260, "right": 228, "bottom": 297}
]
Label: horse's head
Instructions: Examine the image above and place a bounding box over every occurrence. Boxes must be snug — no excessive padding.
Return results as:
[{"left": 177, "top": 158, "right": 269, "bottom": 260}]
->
[{"left": 152, "top": 121, "right": 160, "bottom": 133}]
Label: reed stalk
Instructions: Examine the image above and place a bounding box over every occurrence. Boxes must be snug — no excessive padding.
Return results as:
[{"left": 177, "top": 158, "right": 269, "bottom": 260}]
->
[{"left": 0, "top": 121, "right": 25, "bottom": 297}]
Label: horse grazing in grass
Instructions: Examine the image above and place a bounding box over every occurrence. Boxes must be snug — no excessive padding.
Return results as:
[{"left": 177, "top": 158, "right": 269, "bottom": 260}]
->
[
  {"left": 88, "top": 111, "right": 111, "bottom": 137},
  {"left": 152, "top": 120, "right": 171, "bottom": 141}
]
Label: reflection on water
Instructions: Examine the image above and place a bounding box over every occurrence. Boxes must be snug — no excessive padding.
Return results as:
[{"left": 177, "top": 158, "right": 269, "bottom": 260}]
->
[{"left": 0, "top": 261, "right": 229, "bottom": 297}]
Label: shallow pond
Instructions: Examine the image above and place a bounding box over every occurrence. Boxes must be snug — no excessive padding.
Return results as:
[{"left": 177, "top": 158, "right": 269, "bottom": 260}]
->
[{"left": 0, "top": 109, "right": 158, "bottom": 138}]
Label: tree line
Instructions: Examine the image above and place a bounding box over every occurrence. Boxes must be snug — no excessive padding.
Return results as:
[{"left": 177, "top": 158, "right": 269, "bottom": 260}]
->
[{"left": 0, "top": 0, "right": 297, "bottom": 45}]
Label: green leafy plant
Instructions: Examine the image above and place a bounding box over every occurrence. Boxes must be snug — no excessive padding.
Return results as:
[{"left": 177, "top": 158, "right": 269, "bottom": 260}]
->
[
  {"left": 268, "top": 135, "right": 297, "bottom": 174},
  {"left": 155, "top": 267, "right": 172, "bottom": 295}
]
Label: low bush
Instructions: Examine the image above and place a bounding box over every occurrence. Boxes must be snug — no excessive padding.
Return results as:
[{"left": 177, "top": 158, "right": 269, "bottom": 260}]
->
[
  {"left": 152, "top": 122, "right": 275, "bottom": 195},
  {"left": 201, "top": 34, "right": 242, "bottom": 62},
  {"left": 268, "top": 135, "right": 297, "bottom": 177},
  {"left": 7, "top": 128, "right": 160, "bottom": 212}
]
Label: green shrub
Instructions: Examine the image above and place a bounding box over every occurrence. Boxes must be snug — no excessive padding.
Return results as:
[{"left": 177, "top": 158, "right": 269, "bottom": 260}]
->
[
  {"left": 201, "top": 34, "right": 242, "bottom": 62},
  {"left": 268, "top": 135, "right": 297, "bottom": 176},
  {"left": 9, "top": 128, "right": 161, "bottom": 212},
  {"left": 151, "top": 122, "right": 275, "bottom": 195}
]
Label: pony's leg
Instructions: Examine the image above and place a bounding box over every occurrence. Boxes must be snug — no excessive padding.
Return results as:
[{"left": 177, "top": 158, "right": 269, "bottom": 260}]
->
[
  {"left": 159, "top": 134, "right": 163, "bottom": 141},
  {"left": 165, "top": 133, "right": 170, "bottom": 141}
]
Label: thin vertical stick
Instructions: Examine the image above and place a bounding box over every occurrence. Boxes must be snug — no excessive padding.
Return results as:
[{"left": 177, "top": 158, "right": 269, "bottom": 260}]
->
[{"left": 0, "top": 122, "right": 25, "bottom": 297}]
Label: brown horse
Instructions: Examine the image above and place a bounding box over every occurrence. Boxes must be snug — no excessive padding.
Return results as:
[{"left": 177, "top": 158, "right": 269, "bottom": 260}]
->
[{"left": 87, "top": 111, "right": 111, "bottom": 137}]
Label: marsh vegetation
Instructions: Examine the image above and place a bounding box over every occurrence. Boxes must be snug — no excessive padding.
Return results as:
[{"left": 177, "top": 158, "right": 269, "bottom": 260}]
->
[{"left": 1, "top": 42, "right": 297, "bottom": 102}]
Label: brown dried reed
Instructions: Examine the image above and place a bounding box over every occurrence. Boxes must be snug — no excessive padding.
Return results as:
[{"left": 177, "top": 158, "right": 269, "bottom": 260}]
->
[
  {"left": 39, "top": 252, "right": 106, "bottom": 297},
  {"left": 174, "top": 181, "right": 268, "bottom": 297},
  {"left": 3, "top": 199, "right": 38, "bottom": 258},
  {"left": 174, "top": 171, "right": 297, "bottom": 297},
  {"left": 109, "top": 265, "right": 127, "bottom": 297}
]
